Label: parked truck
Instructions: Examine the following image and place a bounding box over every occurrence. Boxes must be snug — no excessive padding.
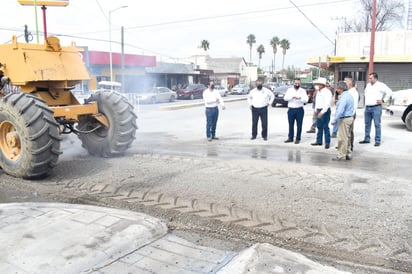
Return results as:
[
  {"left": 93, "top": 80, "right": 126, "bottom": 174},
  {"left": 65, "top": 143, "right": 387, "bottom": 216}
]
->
[
  {"left": 387, "top": 89, "right": 412, "bottom": 131},
  {"left": 0, "top": 36, "right": 137, "bottom": 179}
]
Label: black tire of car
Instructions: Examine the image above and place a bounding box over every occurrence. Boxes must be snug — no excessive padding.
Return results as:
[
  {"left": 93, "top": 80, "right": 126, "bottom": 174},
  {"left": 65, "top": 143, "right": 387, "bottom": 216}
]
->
[
  {"left": 190, "top": 93, "right": 195, "bottom": 100},
  {"left": 405, "top": 111, "right": 412, "bottom": 131},
  {"left": 169, "top": 95, "right": 175, "bottom": 102},
  {"left": 0, "top": 93, "right": 61, "bottom": 179},
  {"left": 78, "top": 90, "right": 137, "bottom": 157}
]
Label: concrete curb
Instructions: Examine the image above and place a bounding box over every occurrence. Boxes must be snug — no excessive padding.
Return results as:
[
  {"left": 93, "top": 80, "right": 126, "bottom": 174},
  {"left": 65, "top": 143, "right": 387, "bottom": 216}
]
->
[
  {"left": 0, "top": 203, "right": 350, "bottom": 273},
  {"left": 218, "top": 243, "right": 350, "bottom": 274}
]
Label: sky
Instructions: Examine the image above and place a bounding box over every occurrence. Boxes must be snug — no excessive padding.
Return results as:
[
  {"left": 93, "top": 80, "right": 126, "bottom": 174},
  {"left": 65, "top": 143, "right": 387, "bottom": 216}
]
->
[{"left": 1, "top": 0, "right": 409, "bottom": 70}]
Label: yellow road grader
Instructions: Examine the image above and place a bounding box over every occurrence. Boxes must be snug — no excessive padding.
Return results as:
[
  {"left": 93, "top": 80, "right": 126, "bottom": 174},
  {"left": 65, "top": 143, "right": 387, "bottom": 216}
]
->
[{"left": 0, "top": 36, "right": 137, "bottom": 179}]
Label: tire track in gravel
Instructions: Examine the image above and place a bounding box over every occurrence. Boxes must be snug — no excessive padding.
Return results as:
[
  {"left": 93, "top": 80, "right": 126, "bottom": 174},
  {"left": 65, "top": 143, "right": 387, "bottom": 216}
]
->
[{"left": 6, "top": 153, "right": 412, "bottom": 273}]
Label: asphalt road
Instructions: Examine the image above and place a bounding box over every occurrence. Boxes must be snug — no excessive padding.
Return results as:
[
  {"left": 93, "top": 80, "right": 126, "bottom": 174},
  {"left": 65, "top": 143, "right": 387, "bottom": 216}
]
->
[{"left": 1, "top": 97, "right": 411, "bottom": 273}]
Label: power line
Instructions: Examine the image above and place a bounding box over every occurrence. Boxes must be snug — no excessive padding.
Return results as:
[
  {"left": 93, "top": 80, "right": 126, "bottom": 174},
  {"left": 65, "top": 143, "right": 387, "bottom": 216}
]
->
[
  {"left": 289, "top": 0, "right": 336, "bottom": 45},
  {"left": 94, "top": 0, "right": 108, "bottom": 22},
  {"left": 67, "top": 0, "right": 351, "bottom": 36},
  {"left": 128, "top": 0, "right": 351, "bottom": 31}
]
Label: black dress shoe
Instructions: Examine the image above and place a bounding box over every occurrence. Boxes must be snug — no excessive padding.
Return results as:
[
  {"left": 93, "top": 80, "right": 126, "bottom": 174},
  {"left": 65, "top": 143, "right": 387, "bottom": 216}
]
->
[
  {"left": 346, "top": 155, "right": 352, "bottom": 160},
  {"left": 263, "top": 137, "right": 268, "bottom": 141},
  {"left": 284, "top": 139, "right": 293, "bottom": 143},
  {"left": 311, "top": 142, "right": 322, "bottom": 146},
  {"left": 325, "top": 144, "right": 330, "bottom": 149},
  {"left": 251, "top": 136, "right": 256, "bottom": 140},
  {"left": 212, "top": 136, "right": 219, "bottom": 140},
  {"left": 294, "top": 140, "right": 300, "bottom": 144},
  {"left": 306, "top": 129, "right": 315, "bottom": 133},
  {"left": 359, "top": 140, "right": 370, "bottom": 144},
  {"left": 374, "top": 142, "right": 380, "bottom": 146}
]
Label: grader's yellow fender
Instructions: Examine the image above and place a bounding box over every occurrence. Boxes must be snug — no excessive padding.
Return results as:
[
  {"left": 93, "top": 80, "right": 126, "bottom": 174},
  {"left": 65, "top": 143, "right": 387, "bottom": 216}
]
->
[{"left": 0, "top": 35, "right": 99, "bottom": 121}]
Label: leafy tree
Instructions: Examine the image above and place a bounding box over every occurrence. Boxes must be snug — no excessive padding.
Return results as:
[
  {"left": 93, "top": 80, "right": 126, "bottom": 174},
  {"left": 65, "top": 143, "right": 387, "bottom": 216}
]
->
[
  {"left": 270, "top": 36, "right": 280, "bottom": 74},
  {"left": 280, "top": 39, "right": 290, "bottom": 70},
  {"left": 200, "top": 40, "right": 210, "bottom": 52},
  {"left": 285, "top": 65, "right": 298, "bottom": 81},
  {"left": 346, "top": 0, "right": 405, "bottom": 32},
  {"left": 256, "top": 44, "right": 265, "bottom": 69},
  {"left": 246, "top": 34, "right": 256, "bottom": 64}
]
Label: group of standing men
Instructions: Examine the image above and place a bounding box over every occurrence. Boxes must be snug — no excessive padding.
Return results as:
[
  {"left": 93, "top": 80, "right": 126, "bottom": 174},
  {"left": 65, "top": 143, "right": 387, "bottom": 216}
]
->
[{"left": 202, "top": 73, "right": 392, "bottom": 161}]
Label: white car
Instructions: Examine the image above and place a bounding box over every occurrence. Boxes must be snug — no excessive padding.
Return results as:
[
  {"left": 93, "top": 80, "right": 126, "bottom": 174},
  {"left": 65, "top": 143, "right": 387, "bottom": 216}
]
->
[
  {"left": 214, "top": 85, "right": 228, "bottom": 97},
  {"left": 387, "top": 89, "right": 412, "bottom": 131},
  {"left": 230, "top": 84, "right": 249, "bottom": 95},
  {"left": 137, "top": 87, "right": 177, "bottom": 104}
]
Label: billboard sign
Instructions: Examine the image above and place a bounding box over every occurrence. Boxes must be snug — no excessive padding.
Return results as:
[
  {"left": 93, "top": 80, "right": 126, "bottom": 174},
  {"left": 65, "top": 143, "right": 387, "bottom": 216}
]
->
[{"left": 18, "top": 0, "right": 69, "bottom": 6}]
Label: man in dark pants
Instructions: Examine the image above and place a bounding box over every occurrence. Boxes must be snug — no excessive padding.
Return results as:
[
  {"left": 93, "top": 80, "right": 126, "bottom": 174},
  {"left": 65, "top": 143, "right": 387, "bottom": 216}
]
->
[
  {"left": 247, "top": 79, "right": 274, "bottom": 140},
  {"left": 284, "top": 78, "right": 309, "bottom": 144}
]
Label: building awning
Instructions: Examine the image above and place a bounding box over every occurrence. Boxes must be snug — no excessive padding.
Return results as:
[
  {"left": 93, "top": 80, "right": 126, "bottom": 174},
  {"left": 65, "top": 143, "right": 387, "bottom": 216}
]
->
[{"left": 307, "top": 55, "right": 412, "bottom": 68}]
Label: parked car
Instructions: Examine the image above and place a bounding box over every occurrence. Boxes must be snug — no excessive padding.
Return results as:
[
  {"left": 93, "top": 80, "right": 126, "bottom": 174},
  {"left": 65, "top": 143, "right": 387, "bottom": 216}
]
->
[
  {"left": 300, "top": 82, "right": 315, "bottom": 103},
  {"left": 137, "top": 87, "right": 177, "bottom": 104},
  {"left": 272, "top": 85, "right": 292, "bottom": 107},
  {"left": 214, "top": 85, "right": 228, "bottom": 97},
  {"left": 176, "top": 84, "right": 206, "bottom": 100},
  {"left": 263, "top": 84, "right": 275, "bottom": 92},
  {"left": 387, "top": 89, "right": 412, "bottom": 131},
  {"left": 230, "top": 84, "right": 250, "bottom": 95}
]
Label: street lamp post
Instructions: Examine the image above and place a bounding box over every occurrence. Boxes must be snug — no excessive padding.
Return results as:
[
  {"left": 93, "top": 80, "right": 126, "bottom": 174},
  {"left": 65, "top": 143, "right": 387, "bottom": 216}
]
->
[{"left": 109, "top": 5, "right": 127, "bottom": 82}]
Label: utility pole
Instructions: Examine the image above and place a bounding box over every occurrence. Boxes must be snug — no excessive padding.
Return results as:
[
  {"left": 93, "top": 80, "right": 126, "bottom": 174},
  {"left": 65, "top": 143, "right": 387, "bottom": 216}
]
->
[
  {"left": 408, "top": 0, "right": 412, "bottom": 30},
  {"left": 121, "top": 26, "right": 125, "bottom": 92},
  {"left": 369, "top": 0, "right": 377, "bottom": 74}
]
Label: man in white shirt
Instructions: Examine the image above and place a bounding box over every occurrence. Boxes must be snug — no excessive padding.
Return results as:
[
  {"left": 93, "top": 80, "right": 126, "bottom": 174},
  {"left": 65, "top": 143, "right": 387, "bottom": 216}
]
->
[
  {"left": 310, "top": 77, "right": 332, "bottom": 149},
  {"left": 203, "top": 81, "right": 225, "bottom": 141},
  {"left": 359, "top": 72, "right": 392, "bottom": 147},
  {"left": 284, "top": 78, "right": 309, "bottom": 144},
  {"left": 247, "top": 79, "right": 274, "bottom": 140}
]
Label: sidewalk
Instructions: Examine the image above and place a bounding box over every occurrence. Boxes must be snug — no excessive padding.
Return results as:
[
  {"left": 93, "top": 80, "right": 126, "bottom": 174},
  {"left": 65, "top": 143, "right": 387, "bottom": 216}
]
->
[{"left": 0, "top": 203, "right": 349, "bottom": 274}]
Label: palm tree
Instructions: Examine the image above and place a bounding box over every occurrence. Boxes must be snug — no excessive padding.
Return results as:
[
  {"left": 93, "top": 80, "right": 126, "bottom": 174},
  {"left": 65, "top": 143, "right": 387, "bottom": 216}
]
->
[
  {"left": 256, "top": 44, "right": 265, "bottom": 69},
  {"left": 246, "top": 34, "right": 256, "bottom": 64},
  {"left": 200, "top": 40, "right": 210, "bottom": 52},
  {"left": 279, "top": 39, "right": 290, "bottom": 70},
  {"left": 270, "top": 36, "right": 280, "bottom": 74}
]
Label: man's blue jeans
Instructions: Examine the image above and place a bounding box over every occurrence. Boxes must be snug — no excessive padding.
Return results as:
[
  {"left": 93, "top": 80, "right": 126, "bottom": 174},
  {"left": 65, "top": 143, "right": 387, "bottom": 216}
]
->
[
  {"left": 316, "top": 108, "right": 331, "bottom": 145},
  {"left": 206, "top": 107, "right": 219, "bottom": 138},
  {"left": 364, "top": 105, "right": 382, "bottom": 143}
]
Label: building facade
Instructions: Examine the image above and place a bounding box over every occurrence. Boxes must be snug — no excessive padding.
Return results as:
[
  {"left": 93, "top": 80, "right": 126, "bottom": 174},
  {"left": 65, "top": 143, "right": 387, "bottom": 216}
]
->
[
  {"left": 307, "top": 30, "right": 412, "bottom": 105},
  {"left": 80, "top": 47, "right": 156, "bottom": 93}
]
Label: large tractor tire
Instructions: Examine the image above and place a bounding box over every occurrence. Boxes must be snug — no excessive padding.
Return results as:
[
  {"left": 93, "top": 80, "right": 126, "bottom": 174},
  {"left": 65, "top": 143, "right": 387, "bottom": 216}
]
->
[
  {"left": 0, "top": 93, "right": 61, "bottom": 179},
  {"left": 78, "top": 90, "right": 137, "bottom": 157}
]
